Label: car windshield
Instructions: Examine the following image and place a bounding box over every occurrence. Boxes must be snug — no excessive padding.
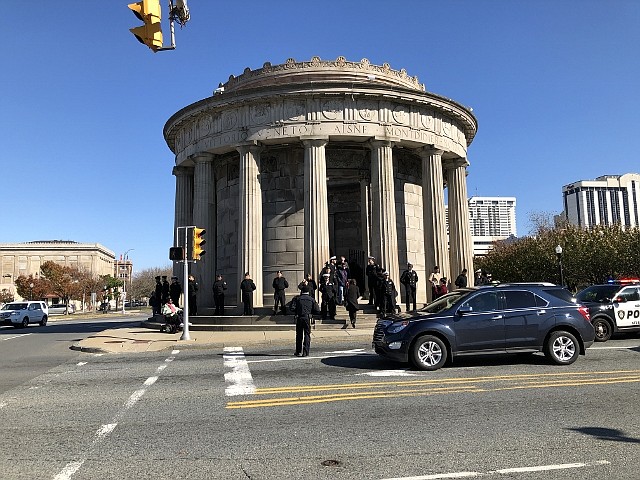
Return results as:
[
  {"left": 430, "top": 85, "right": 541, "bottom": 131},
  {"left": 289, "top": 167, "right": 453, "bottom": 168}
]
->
[
  {"left": 2, "top": 303, "right": 28, "bottom": 311},
  {"left": 575, "top": 285, "right": 620, "bottom": 303},
  {"left": 419, "top": 290, "right": 471, "bottom": 314}
]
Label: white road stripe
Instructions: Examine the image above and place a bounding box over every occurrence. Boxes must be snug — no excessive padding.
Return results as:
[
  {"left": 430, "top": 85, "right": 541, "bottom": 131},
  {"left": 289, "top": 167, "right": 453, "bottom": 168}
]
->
[
  {"left": 53, "top": 351, "right": 180, "bottom": 480},
  {"left": 1, "top": 333, "right": 32, "bottom": 341},
  {"left": 77, "top": 362, "right": 87, "bottom": 366},
  {"left": 246, "top": 352, "right": 373, "bottom": 364},
  {"left": 381, "top": 460, "right": 611, "bottom": 480},
  {"left": 224, "top": 347, "right": 256, "bottom": 396},
  {"left": 0, "top": 401, "right": 7, "bottom": 409},
  {"left": 592, "top": 345, "right": 639, "bottom": 350}
]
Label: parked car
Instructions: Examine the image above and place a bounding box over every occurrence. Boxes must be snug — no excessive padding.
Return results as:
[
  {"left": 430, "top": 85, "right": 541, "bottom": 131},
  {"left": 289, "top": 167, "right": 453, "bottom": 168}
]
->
[
  {"left": 0, "top": 301, "right": 49, "bottom": 328},
  {"left": 48, "top": 304, "right": 75, "bottom": 315},
  {"left": 575, "top": 279, "right": 640, "bottom": 342},
  {"left": 372, "top": 283, "right": 595, "bottom": 370}
]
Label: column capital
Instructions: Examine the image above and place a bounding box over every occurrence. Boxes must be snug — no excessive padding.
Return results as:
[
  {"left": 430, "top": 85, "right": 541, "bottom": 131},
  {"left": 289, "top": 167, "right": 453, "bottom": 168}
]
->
[
  {"left": 235, "top": 141, "right": 263, "bottom": 156},
  {"left": 190, "top": 152, "right": 215, "bottom": 165},
  {"left": 368, "top": 139, "right": 396, "bottom": 150},
  {"left": 416, "top": 146, "right": 445, "bottom": 158},
  {"left": 300, "top": 136, "right": 329, "bottom": 147},
  {"left": 172, "top": 165, "right": 194, "bottom": 177},
  {"left": 443, "top": 157, "right": 469, "bottom": 170}
]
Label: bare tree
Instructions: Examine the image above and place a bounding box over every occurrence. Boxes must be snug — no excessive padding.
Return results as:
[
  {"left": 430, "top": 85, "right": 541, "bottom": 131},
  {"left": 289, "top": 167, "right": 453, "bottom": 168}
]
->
[{"left": 130, "top": 265, "right": 173, "bottom": 301}]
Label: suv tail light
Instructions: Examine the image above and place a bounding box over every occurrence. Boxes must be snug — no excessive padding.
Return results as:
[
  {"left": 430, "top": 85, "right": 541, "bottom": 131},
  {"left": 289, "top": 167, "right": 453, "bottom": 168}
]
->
[{"left": 578, "top": 306, "right": 591, "bottom": 322}]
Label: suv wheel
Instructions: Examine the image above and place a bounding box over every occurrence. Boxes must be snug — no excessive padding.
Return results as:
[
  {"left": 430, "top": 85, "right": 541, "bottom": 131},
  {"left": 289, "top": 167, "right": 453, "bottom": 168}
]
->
[
  {"left": 15, "top": 317, "right": 29, "bottom": 329},
  {"left": 40, "top": 315, "right": 48, "bottom": 327},
  {"left": 592, "top": 317, "right": 612, "bottom": 342},
  {"left": 545, "top": 331, "right": 579, "bottom": 365},
  {"left": 410, "top": 335, "right": 447, "bottom": 371}
]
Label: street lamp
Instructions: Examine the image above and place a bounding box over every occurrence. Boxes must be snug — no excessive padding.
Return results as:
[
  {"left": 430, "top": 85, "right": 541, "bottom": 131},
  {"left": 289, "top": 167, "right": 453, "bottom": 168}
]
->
[
  {"left": 555, "top": 245, "right": 565, "bottom": 287},
  {"left": 29, "top": 282, "right": 34, "bottom": 300}
]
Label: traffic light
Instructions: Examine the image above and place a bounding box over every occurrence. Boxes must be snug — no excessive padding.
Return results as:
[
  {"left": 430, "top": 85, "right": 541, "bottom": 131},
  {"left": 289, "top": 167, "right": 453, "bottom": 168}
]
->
[
  {"left": 192, "top": 227, "right": 206, "bottom": 260},
  {"left": 128, "top": 0, "right": 163, "bottom": 52}
]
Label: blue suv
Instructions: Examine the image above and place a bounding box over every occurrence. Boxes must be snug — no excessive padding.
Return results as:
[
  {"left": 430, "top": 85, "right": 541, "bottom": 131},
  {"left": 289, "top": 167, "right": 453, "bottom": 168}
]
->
[{"left": 372, "top": 283, "right": 595, "bottom": 370}]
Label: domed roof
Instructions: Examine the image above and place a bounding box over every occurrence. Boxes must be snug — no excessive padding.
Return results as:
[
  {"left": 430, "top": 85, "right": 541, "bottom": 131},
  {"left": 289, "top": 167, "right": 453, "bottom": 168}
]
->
[{"left": 221, "top": 56, "right": 426, "bottom": 93}]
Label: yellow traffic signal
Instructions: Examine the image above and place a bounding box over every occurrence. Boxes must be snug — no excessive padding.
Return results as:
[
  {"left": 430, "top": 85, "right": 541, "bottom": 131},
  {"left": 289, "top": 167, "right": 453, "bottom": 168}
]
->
[
  {"left": 192, "top": 227, "right": 206, "bottom": 261},
  {"left": 128, "top": 0, "right": 163, "bottom": 52}
]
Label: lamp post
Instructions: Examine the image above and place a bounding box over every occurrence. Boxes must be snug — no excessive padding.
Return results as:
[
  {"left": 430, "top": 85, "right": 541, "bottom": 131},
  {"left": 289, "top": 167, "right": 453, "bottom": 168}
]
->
[
  {"left": 29, "top": 282, "right": 34, "bottom": 300},
  {"left": 555, "top": 245, "right": 565, "bottom": 287}
]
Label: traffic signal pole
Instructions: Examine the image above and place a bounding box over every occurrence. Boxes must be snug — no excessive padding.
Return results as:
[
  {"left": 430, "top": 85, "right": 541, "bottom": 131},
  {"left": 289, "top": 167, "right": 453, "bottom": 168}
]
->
[
  {"left": 180, "top": 226, "right": 191, "bottom": 340},
  {"left": 174, "top": 224, "right": 205, "bottom": 341}
]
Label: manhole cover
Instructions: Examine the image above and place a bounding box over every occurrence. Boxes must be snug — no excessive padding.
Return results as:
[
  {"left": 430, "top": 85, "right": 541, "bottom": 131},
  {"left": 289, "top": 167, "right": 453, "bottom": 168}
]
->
[{"left": 321, "top": 460, "right": 342, "bottom": 467}]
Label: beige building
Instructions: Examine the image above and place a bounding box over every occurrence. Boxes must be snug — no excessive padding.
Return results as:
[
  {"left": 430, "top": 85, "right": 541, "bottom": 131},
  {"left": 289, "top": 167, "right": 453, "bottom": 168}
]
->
[
  {"left": 0, "top": 241, "right": 115, "bottom": 296},
  {"left": 164, "top": 57, "right": 478, "bottom": 307}
]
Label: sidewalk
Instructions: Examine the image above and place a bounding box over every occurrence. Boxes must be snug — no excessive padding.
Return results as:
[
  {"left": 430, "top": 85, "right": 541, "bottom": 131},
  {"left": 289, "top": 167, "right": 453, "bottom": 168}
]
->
[{"left": 70, "top": 324, "right": 375, "bottom": 354}]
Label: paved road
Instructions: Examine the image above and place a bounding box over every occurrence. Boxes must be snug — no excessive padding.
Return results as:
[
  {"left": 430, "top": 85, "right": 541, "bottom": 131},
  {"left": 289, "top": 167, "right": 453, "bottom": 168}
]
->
[
  {"left": 0, "top": 316, "right": 142, "bottom": 394},
  {"left": 0, "top": 330, "right": 638, "bottom": 479}
]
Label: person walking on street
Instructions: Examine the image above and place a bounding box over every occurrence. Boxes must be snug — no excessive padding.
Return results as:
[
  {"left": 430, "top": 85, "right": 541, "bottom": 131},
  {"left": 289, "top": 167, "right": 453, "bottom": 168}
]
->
[
  {"left": 169, "top": 276, "right": 182, "bottom": 308},
  {"left": 319, "top": 273, "right": 337, "bottom": 320},
  {"left": 272, "top": 270, "right": 289, "bottom": 315},
  {"left": 428, "top": 266, "right": 441, "bottom": 302},
  {"left": 454, "top": 269, "right": 468, "bottom": 289},
  {"left": 344, "top": 279, "right": 361, "bottom": 329},
  {"left": 240, "top": 272, "right": 256, "bottom": 315},
  {"left": 212, "top": 274, "right": 227, "bottom": 315},
  {"left": 400, "top": 262, "right": 418, "bottom": 312},
  {"left": 187, "top": 275, "right": 198, "bottom": 316},
  {"left": 289, "top": 285, "right": 321, "bottom": 357}
]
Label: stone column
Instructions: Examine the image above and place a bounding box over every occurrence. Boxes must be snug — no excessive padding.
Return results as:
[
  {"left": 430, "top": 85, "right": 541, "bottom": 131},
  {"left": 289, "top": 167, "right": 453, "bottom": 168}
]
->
[
  {"left": 446, "top": 159, "right": 474, "bottom": 282},
  {"left": 302, "top": 137, "right": 330, "bottom": 285},
  {"left": 237, "top": 142, "right": 263, "bottom": 308},
  {"left": 360, "top": 177, "right": 371, "bottom": 297},
  {"left": 192, "top": 153, "right": 215, "bottom": 307},
  {"left": 369, "top": 140, "right": 400, "bottom": 281},
  {"left": 172, "top": 166, "right": 194, "bottom": 279},
  {"left": 419, "top": 147, "right": 449, "bottom": 284}
]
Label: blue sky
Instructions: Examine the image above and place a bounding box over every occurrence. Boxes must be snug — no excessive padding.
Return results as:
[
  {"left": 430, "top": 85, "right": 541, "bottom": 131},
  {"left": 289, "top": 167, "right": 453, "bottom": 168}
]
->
[{"left": 2, "top": 1, "right": 639, "bottom": 272}]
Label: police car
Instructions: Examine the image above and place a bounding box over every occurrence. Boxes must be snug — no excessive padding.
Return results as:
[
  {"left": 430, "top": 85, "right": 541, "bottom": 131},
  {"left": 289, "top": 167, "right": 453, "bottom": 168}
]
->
[{"left": 575, "top": 279, "right": 640, "bottom": 342}]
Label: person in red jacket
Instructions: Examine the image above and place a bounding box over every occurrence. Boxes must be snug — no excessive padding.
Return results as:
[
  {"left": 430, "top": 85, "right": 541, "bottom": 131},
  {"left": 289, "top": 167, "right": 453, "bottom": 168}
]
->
[{"left": 435, "top": 277, "right": 448, "bottom": 299}]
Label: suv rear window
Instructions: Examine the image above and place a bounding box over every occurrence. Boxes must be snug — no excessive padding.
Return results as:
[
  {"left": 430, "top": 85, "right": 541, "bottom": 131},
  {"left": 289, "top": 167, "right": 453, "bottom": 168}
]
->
[{"left": 542, "top": 287, "right": 576, "bottom": 303}]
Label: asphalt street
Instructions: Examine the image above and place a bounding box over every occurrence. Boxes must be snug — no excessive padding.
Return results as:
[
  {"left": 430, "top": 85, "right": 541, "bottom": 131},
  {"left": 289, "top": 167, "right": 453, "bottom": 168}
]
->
[{"left": 0, "top": 319, "right": 639, "bottom": 479}]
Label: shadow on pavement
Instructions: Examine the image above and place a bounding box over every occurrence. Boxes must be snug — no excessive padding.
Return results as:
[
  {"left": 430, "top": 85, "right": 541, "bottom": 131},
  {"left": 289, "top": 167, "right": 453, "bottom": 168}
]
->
[
  {"left": 0, "top": 319, "right": 139, "bottom": 336},
  {"left": 567, "top": 427, "right": 640, "bottom": 444}
]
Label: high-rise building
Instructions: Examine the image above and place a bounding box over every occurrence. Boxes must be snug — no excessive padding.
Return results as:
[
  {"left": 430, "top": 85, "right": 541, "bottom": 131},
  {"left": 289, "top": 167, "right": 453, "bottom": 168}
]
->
[
  {"left": 562, "top": 173, "right": 640, "bottom": 228},
  {"left": 446, "top": 197, "right": 517, "bottom": 256}
]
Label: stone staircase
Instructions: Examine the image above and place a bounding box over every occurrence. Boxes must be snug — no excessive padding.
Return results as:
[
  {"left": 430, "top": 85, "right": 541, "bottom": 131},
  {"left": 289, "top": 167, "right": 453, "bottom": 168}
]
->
[{"left": 141, "top": 301, "right": 382, "bottom": 332}]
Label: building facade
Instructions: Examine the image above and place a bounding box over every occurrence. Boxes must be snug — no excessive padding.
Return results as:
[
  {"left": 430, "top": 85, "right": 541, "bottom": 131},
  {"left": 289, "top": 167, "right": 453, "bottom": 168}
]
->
[
  {"left": 562, "top": 173, "right": 640, "bottom": 228},
  {"left": 0, "top": 241, "right": 115, "bottom": 296},
  {"left": 164, "top": 57, "right": 478, "bottom": 307}
]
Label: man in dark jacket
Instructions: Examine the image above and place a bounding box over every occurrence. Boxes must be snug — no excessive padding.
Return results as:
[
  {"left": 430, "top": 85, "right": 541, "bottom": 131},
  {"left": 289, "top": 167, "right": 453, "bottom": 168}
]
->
[
  {"left": 365, "top": 256, "right": 378, "bottom": 305},
  {"left": 169, "top": 276, "right": 182, "bottom": 308},
  {"left": 153, "top": 276, "right": 162, "bottom": 315},
  {"left": 454, "top": 269, "right": 468, "bottom": 289},
  {"left": 161, "top": 276, "right": 170, "bottom": 305},
  {"left": 212, "top": 274, "right": 227, "bottom": 315},
  {"left": 381, "top": 272, "right": 397, "bottom": 318},
  {"left": 344, "top": 279, "right": 361, "bottom": 329},
  {"left": 272, "top": 270, "right": 289, "bottom": 315},
  {"left": 289, "top": 285, "right": 321, "bottom": 357},
  {"left": 336, "top": 256, "right": 349, "bottom": 305},
  {"left": 319, "top": 273, "right": 337, "bottom": 320},
  {"left": 187, "top": 275, "right": 198, "bottom": 316},
  {"left": 298, "top": 273, "right": 318, "bottom": 301},
  {"left": 240, "top": 272, "right": 257, "bottom": 315},
  {"left": 400, "top": 263, "right": 419, "bottom": 312}
]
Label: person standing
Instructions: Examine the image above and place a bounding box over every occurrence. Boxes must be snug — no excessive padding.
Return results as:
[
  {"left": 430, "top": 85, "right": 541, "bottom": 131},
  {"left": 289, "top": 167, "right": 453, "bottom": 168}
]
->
[
  {"left": 240, "top": 272, "right": 257, "bottom": 315},
  {"left": 473, "top": 269, "right": 483, "bottom": 286},
  {"left": 319, "top": 273, "right": 337, "bottom": 320},
  {"left": 436, "top": 277, "right": 448, "bottom": 298},
  {"left": 298, "top": 273, "right": 318, "bottom": 301},
  {"left": 381, "top": 272, "right": 397, "bottom": 318},
  {"left": 400, "top": 263, "right": 419, "bottom": 312},
  {"left": 272, "top": 270, "right": 289, "bottom": 315},
  {"left": 454, "top": 269, "right": 468, "bottom": 289},
  {"left": 327, "top": 256, "right": 338, "bottom": 285},
  {"left": 290, "top": 285, "right": 321, "bottom": 357},
  {"left": 169, "top": 276, "right": 182, "bottom": 308},
  {"left": 212, "top": 274, "right": 227, "bottom": 315},
  {"left": 336, "top": 256, "right": 349, "bottom": 306},
  {"left": 428, "top": 266, "right": 441, "bottom": 302},
  {"left": 187, "top": 275, "right": 198, "bottom": 316},
  {"left": 344, "top": 279, "right": 361, "bottom": 329},
  {"left": 161, "top": 275, "right": 171, "bottom": 306},
  {"left": 365, "top": 256, "right": 378, "bottom": 305},
  {"left": 153, "top": 276, "right": 162, "bottom": 316}
]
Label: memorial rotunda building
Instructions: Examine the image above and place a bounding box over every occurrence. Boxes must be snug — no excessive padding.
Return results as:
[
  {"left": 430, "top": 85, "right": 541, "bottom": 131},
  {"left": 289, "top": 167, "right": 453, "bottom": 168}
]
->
[{"left": 164, "top": 57, "right": 478, "bottom": 308}]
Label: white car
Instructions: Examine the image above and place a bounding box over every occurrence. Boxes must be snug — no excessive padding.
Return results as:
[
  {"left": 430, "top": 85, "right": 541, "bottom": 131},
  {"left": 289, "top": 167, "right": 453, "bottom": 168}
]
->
[
  {"left": 48, "top": 304, "right": 75, "bottom": 315},
  {"left": 0, "top": 301, "right": 49, "bottom": 328}
]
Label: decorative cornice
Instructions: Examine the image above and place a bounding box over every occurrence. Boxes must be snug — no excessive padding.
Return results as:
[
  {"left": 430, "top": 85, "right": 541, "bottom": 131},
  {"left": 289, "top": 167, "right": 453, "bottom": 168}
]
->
[{"left": 222, "top": 56, "right": 425, "bottom": 93}]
